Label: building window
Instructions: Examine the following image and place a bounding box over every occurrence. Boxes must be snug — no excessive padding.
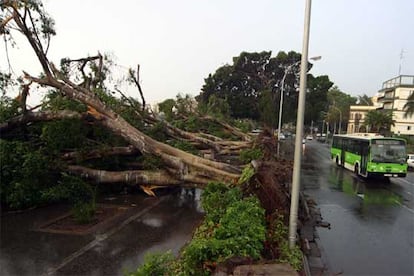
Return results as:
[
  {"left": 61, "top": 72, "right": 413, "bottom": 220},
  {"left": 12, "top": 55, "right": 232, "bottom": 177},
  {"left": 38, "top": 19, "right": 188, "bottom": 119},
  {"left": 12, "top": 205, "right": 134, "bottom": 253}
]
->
[{"left": 408, "top": 126, "right": 411, "bottom": 131}]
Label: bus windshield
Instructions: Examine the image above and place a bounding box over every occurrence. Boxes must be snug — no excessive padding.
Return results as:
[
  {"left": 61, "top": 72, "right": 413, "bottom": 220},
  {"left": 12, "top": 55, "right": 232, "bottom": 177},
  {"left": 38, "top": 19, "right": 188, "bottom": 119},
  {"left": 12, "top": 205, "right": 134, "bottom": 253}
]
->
[{"left": 371, "top": 142, "right": 406, "bottom": 164}]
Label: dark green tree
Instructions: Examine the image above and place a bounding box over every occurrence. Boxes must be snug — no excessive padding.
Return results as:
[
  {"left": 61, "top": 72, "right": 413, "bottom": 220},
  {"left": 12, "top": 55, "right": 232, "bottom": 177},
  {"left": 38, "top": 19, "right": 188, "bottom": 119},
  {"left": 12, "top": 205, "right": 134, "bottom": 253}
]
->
[
  {"left": 305, "top": 74, "right": 333, "bottom": 125},
  {"left": 325, "top": 86, "right": 357, "bottom": 133},
  {"left": 364, "top": 110, "right": 395, "bottom": 134},
  {"left": 356, "top": 94, "right": 374, "bottom": 106},
  {"left": 197, "top": 51, "right": 304, "bottom": 123}
]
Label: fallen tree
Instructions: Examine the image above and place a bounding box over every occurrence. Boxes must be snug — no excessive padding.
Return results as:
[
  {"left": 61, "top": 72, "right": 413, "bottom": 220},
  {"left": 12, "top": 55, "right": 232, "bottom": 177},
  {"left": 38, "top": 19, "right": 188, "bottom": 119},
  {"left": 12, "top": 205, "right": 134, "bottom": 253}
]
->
[{"left": 1, "top": 1, "right": 251, "bottom": 190}]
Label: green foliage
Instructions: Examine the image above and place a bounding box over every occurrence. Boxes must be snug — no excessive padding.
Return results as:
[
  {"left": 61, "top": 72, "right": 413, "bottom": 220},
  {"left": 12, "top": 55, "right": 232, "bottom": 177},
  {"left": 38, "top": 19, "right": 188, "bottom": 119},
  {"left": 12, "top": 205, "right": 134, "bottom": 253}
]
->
[
  {"left": 364, "top": 110, "right": 395, "bottom": 133},
  {"left": 127, "top": 251, "right": 176, "bottom": 276},
  {"left": 182, "top": 188, "right": 265, "bottom": 274},
  {"left": 356, "top": 94, "right": 374, "bottom": 106},
  {"left": 305, "top": 75, "right": 333, "bottom": 125},
  {"left": 173, "top": 116, "right": 200, "bottom": 133},
  {"left": 268, "top": 215, "right": 302, "bottom": 271},
  {"left": 175, "top": 94, "right": 196, "bottom": 117},
  {"left": 158, "top": 98, "right": 176, "bottom": 121},
  {"left": 0, "top": 140, "right": 55, "bottom": 209},
  {"left": 41, "top": 119, "right": 87, "bottom": 153},
  {"left": 198, "top": 51, "right": 305, "bottom": 123},
  {"left": 198, "top": 94, "right": 231, "bottom": 120},
  {"left": 0, "top": 96, "right": 20, "bottom": 123},
  {"left": 41, "top": 174, "right": 94, "bottom": 204},
  {"left": 176, "top": 141, "right": 198, "bottom": 155},
  {"left": 42, "top": 92, "right": 86, "bottom": 112},
  {"left": 145, "top": 122, "right": 168, "bottom": 142},
  {"left": 239, "top": 148, "right": 263, "bottom": 163},
  {"left": 232, "top": 119, "right": 253, "bottom": 133},
  {"left": 201, "top": 182, "right": 242, "bottom": 223},
  {"left": 71, "top": 201, "right": 96, "bottom": 224},
  {"left": 137, "top": 155, "right": 164, "bottom": 170},
  {"left": 238, "top": 165, "right": 255, "bottom": 185},
  {"left": 258, "top": 89, "right": 277, "bottom": 128},
  {"left": 325, "top": 86, "right": 357, "bottom": 124},
  {"left": 133, "top": 182, "right": 267, "bottom": 275},
  {"left": 0, "top": 72, "right": 16, "bottom": 93},
  {"left": 169, "top": 140, "right": 199, "bottom": 155}
]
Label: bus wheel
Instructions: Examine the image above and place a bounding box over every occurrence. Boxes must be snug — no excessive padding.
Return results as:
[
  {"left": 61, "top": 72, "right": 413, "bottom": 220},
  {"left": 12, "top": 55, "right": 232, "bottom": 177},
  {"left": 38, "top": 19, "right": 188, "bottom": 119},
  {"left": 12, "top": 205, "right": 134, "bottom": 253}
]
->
[{"left": 354, "top": 164, "right": 359, "bottom": 176}]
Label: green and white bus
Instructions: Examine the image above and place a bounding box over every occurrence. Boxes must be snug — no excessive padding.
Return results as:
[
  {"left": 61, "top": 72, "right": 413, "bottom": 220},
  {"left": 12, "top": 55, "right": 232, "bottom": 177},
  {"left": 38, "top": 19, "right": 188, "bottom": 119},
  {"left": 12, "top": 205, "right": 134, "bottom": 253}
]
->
[{"left": 331, "top": 134, "right": 407, "bottom": 178}]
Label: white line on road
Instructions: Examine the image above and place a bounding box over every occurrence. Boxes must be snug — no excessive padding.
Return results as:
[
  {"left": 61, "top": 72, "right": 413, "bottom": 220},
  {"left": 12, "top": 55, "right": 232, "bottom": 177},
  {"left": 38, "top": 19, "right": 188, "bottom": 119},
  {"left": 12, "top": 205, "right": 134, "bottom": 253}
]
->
[
  {"left": 401, "top": 204, "right": 414, "bottom": 214},
  {"left": 397, "top": 178, "right": 414, "bottom": 186},
  {"left": 45, "top": 197, "right": 167, "bottom": 276}
]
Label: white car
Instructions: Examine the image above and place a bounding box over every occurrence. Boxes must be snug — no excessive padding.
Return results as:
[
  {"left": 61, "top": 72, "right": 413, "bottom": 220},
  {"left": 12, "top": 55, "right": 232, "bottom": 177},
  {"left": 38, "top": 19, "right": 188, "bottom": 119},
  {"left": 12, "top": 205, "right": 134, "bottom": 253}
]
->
[
  {"left": 407, "top": 154, "right": 414, "bottom": 170},
  {"left": 306, "top": 135, "right": 313, "bottom": 140}
]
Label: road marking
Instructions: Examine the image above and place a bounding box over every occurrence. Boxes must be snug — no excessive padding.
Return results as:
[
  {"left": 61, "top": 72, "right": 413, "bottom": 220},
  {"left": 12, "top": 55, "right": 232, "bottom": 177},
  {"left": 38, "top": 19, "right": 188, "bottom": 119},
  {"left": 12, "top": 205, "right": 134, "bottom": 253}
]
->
[
  {"left": 45, "top": 197, "right": 167, "bottom": 276},
  {"left": 401, "top": 204, "right": 414, "bottom": 214},
  {"left": 398, "top": 178, "right": 414, "bottom": 186}
]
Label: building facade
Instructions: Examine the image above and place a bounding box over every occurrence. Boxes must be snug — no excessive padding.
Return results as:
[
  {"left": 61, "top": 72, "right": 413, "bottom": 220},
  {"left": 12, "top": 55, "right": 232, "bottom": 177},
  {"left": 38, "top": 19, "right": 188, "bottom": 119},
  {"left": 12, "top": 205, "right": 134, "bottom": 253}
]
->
[
  {"left": 347, "top": 105, "right": 378, "bottom": 134},
  {"left": 377, "top": 75, "right": 414, "bottom": 136}
]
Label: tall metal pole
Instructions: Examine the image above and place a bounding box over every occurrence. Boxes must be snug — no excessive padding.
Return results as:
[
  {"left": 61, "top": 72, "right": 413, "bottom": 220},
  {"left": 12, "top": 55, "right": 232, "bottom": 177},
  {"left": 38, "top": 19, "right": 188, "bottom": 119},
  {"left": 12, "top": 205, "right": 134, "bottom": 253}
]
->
[
  {"left": 288, "top": 0, "right": 312, "bottom": 249},
  {"left": 277, "top": 72, "right": 288, "bottom": 141}
]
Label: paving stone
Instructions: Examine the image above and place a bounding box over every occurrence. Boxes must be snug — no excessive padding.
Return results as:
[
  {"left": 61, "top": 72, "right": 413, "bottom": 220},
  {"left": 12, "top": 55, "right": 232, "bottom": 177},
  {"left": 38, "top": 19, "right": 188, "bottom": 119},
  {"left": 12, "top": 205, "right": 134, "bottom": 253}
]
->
[
  {"left": 307, "top": 256, "right": 324, "bottom": 269},
  {"left": 233, "top": 263, "right": 298, "bottom": 276}
]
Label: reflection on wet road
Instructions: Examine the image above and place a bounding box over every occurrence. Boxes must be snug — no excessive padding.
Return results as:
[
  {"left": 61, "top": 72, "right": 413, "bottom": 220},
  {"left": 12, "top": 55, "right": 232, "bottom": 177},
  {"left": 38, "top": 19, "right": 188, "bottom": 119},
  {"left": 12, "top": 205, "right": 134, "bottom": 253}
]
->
[
  {"left": 302, "top": 141, "right": 414, "bottom": 276},
  {"left": 0, "top": 188, "right": 204, "bottom": 276}
]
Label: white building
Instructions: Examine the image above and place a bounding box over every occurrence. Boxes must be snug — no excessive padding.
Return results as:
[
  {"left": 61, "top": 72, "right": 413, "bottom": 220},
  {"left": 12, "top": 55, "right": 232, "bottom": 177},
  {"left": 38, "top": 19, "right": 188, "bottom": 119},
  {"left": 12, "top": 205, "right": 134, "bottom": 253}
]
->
[
  {"left": 347, "top": 105, "right": 378, "bottom": 134},
  {"left": 377, "top": 75, "right": 414, "bottom": 136}
]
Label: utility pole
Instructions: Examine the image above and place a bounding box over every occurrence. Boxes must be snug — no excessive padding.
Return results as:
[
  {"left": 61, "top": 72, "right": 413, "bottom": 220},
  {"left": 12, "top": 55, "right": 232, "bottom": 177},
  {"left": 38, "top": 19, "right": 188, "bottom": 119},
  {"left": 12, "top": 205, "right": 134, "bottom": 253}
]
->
[{"left": 288, "top": 0, "right": 312, "bottom": 249}]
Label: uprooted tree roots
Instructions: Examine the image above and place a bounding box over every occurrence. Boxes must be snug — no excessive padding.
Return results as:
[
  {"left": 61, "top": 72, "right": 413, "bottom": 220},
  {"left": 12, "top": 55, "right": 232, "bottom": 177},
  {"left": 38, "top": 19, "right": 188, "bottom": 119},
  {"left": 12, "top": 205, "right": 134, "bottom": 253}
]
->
[{"left": 242, "top": 128, "right": 295, "bottom": 260}]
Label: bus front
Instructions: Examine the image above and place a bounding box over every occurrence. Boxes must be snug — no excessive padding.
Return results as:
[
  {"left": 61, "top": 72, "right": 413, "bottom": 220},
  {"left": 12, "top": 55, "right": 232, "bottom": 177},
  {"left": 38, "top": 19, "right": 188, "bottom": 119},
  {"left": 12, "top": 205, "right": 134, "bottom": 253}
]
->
[{"left": 368, "top": 139, "right": 407, "bottom": 178}]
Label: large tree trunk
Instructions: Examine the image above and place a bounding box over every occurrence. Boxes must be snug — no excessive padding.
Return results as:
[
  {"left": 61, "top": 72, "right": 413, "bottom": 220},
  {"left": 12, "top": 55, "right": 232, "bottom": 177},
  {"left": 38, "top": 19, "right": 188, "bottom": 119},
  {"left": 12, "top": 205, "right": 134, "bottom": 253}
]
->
[{"left": 66, "top": 165, "right": 210, "bottom": 187}]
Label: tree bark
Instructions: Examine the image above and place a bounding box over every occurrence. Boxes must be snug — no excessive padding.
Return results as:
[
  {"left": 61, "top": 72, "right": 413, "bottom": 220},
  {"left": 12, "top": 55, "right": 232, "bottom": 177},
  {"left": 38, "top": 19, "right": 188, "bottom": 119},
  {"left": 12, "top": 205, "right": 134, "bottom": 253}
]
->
[
  {"left": 62, "top": 146, "right": 139, "bottom": 162},
  {"left": 199, "top": 115, "right": 252, "bottom": 142},
  {"left": 0, "top": 110, "right": 85, "bottom": 133},
  {"left": 66, "top": 165, "right": 210, "bottom": 187}
]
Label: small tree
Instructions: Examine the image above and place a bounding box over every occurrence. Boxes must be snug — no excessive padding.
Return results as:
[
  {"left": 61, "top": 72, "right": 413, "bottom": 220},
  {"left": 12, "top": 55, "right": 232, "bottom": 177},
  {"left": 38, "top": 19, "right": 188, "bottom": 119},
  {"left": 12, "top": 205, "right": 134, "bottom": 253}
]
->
[{"left": 364, "top": 110, "right": 395, "bottom": 135}]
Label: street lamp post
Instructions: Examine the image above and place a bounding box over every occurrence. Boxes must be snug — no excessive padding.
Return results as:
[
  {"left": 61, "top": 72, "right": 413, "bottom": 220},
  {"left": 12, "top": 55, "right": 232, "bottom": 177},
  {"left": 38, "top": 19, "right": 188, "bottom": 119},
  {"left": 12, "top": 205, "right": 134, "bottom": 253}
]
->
[
  {"left": 277, "top": 55, "right": 321, "bottom": 141},
  {"left": 277, "top": 62, "right": 299, "bottom": 141},
  {"left": 288, "top": 0, "right": 312, "bottom": 249}
]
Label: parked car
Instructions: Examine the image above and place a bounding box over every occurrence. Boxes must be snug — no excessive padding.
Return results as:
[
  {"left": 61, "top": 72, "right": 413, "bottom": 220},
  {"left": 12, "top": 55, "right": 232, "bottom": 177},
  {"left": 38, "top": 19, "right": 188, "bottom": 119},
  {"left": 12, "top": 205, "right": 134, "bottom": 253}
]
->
[
  {"left": 306, "top": 135, "right": 313, "bottom": 140},
  {"left": 407, "top": 154, "right": 414, "bottom": 170}
]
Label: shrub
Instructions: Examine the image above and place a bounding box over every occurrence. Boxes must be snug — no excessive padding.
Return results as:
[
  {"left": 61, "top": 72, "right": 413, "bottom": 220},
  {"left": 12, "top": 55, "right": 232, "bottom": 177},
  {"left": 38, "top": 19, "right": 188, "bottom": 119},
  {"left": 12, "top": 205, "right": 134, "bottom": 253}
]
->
[
  {"left": 169, "top": 140, "right": 199, "bottom": 155},
  {"left": 41, "top": 174, "right": 94, "bottom": 204},
  {"left": 134, "top": 182, "right": 267, "bottom": 275},
  {"left": 127, "top": 251, "right": 175, "bottom": 276},
  {"left": 239, "top": 148, "right": 263, "bottom": 163},
  {"left": 0, "top": 140, "right": 55, "bottom": 209},
  {"left": 268, "top": 215, "right": 303, "bottom": 271},
  {"left": 201, "top": 182, "right": 242, "bottom": 223},
  {"left": 72, "top": 201, "right": 96, "bottom": 224},
  {"left": 238, "top": 165, "right": 255, "bottom": 185},
  {"left": 180, "top": 183, "right": 266, "bottom": 275}
]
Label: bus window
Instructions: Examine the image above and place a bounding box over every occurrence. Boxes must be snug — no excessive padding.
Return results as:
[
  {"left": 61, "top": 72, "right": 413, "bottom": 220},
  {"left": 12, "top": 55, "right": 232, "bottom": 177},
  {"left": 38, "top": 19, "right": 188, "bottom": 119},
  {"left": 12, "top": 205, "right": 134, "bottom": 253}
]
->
[{"left": 371, "top": 142, "right": 406, "bottom": 163}]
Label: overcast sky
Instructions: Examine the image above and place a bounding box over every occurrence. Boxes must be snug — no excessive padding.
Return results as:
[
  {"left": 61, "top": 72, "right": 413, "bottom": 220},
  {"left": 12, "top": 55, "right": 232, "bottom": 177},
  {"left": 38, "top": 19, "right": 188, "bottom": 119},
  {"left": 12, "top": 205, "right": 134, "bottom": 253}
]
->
[{"left": 2, "top": 0, "right": 414, "bottom": 105}]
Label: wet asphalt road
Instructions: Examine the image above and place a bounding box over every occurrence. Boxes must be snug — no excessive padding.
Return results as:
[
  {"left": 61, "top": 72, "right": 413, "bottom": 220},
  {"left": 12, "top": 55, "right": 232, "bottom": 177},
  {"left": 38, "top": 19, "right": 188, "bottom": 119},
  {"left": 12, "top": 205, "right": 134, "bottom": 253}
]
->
[
  {"left": 0, "top": 189, "right": 204, "bottom": 276},
  {"left": 301, "top": 140, "right": 414, "bottom": 276}
]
